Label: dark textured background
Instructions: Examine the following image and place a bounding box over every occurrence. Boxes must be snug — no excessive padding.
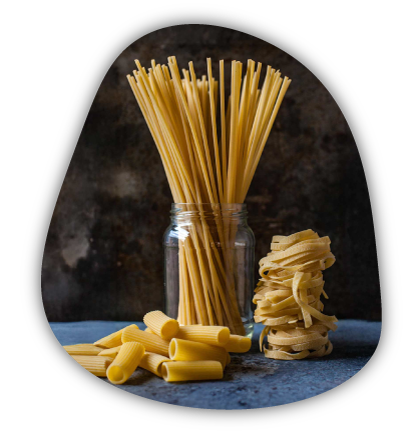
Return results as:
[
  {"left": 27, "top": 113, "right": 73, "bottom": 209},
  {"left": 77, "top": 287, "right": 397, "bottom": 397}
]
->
[{"left": 41, "top": 25, "right": 381, "bottom": 322}]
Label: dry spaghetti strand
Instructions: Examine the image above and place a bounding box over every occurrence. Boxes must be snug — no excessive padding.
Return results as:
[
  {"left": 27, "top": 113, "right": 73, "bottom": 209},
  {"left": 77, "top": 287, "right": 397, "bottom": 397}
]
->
[{"left": 127, "top": 57, "right": 291, "bottom": 334}]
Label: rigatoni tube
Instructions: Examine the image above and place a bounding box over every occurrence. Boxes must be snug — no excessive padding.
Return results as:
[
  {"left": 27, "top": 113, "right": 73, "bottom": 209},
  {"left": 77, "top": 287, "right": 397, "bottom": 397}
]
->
[
  {"left": 169, "top": 338, "right": 227, "bottom": 367},
  {"left": 106, "top": 342, "right": 145, "bottom": 385},
  {"left": 175, "top": 325, "right": 230, "bottom": 346},
  {"left": 224, "top": 335, "right": 252, "bottom": 353},
  {"left": 122, "top": 327, "right": 169, "bottom": 357},
  {"left": 162, "top": 360, "right": 223, "bottom": 382},
  {"left": 72, "top": 355, "right": 114, "bottom": 377},
  {"left": 143, "top": 311, "right": 179, "bottom": 340},
  {"left": 94, "top": 324, "right": 139, "bottom": 349},
  {"left": 98, "top": 346, "right": 121, "bottom": 359},
  {"left": 139, "top": 352, "right": 171, "bottom": 377},
  {"left": 64, "top": 344, "right": 103, "bottom": 356}
]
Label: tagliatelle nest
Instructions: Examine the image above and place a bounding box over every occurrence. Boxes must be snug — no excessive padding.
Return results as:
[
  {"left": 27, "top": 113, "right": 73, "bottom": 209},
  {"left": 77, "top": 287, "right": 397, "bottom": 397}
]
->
[{"left": 254, "top": 229, "right": 338, "bottom": 360}]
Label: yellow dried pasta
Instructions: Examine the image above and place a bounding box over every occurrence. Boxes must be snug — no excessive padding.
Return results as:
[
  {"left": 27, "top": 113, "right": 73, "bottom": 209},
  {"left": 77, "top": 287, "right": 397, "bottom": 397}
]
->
[
  {"left": 175, "top": 325, "right": 230, "bottom": 346},
  {"left": 139, "top": 352, "right": 171, "bottom": 377},
  {"left": 224, "top": 335, "right": 252, "bottom": 353},
  {"left": 143, "top": 311, "right": 179, "bottom": 340},
  {"left": 162, "top": 360, "right": 223, "bottom": 382},
  {"left": 64, "top": 344, "right": 103, "bottom": 356},
  {"left": 65, "top": 317, "right": 244, "bottom": 383},
  {"left": 71, "top": 355, "right": 114, "bottom": 377},
  {"left": 98, "top": 346, "right": 121, "bottom": 359},
  {"left": 127, "top": 57, "right": 291, "bottom": 334},
  {"left": 121, "top": 326, "right": 169, "bottom": 357},
  {"left": 254, "top": 229, "right": 338, "bottom": 360},
  {"left": 107, "top": 342, "right": 145, "bottom": 385},
  {"left": 93, "top": 324, "right": 139, "bottom": 349},
  {"left": 169, "top": 338, "right": 228, "bottom": 367}
]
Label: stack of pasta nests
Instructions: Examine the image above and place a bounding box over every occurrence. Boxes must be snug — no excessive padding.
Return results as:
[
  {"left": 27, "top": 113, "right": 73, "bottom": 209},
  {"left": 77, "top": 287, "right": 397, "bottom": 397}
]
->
[
  {"left": 254, "top": 229, "right": 338, "bottom": 360},
  {"left": 63, "top": 311, "right": 251, "bottom": 384}
]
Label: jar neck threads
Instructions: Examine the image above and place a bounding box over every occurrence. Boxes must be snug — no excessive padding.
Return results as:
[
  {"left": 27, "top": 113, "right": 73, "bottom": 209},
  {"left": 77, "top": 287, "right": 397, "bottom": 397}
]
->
[{"left": 170, "top": 203, "right": 248, "bottom": 224}]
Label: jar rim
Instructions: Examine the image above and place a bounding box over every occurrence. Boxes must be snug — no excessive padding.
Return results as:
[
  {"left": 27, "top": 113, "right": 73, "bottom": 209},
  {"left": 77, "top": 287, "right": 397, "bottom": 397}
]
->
[
  {"left": 170, "top": 203, "right": 247, "bottom": 218},
  {"left": 172, "top": 202, "right": 246, "bottom": 207}
]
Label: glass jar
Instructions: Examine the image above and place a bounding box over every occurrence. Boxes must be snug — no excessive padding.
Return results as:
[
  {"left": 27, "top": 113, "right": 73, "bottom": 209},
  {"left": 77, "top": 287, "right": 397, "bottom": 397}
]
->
[{"left": 163, "top": 203, "right": 255, "bottom": 337}]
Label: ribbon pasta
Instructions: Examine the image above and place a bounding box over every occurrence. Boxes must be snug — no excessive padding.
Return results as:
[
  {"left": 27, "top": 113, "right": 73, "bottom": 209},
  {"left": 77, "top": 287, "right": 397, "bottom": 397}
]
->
[{"left": 254, "top": 230, "right": 338, "bottom": 360}]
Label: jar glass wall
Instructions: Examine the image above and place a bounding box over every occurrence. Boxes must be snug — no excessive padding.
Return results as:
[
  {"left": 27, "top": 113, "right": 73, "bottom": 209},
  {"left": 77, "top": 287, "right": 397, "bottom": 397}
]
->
[{"left": 163, "top": 203, "right": 255, "bottom": 337}]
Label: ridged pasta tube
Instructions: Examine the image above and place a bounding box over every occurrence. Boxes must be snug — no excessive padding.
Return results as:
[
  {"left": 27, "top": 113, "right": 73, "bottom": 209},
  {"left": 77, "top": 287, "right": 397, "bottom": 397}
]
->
[
  {"left": 64, "top": 344, "right": 103, "bottom": 356},
  {"left": 122, "top": 327, "right": 169, "bottom": 357},
  {"left": 175, "top": 325, "right": 230, "bottom": 346},
  {"left": 139, "top": 352, "right": 171, "bottom": 377},
  {"left": 224, "top": 335, "right": 252, "bottom": 353},
  {"left": 162, "top": 360, "right": 223, "bottom": 382},
  {"left": 143, "top": 311, "right": 179, "bottom": 340},
  {"left": 72, "top": 355, "right": 114, "bottom": 377},
  {"left": 98, "top": 346, "right": 121, "bottom": 359},
  {"left": 106, "top": 342, "right": 145, "bottom": 385},
  {"left": 94, "top": 324, "right": 139, "bottom": 349},
  {"left": 169, "top": 338, "right": 228, "bottom": 367}
]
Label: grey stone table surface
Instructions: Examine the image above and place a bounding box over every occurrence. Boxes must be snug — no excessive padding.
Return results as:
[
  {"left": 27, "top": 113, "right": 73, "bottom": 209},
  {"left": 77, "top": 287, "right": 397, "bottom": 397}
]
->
[{"left": 50, "top": 320, "right": 381, "bottom": 410}]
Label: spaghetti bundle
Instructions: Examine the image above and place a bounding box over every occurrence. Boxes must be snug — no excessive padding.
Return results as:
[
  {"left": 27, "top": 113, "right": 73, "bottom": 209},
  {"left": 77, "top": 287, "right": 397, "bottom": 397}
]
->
[
  {"left": 127, "top": 56, "right": 291, "bottom": 334},
  {"left": 254, "top": 230, "right": 338, "bottom": 359}
]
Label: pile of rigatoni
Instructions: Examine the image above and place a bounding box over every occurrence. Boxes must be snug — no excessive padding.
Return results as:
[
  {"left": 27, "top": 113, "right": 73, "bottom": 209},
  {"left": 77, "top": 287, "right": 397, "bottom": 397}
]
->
[{"left": 63, "top": 311, "right": 251, "bottom": 384}]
